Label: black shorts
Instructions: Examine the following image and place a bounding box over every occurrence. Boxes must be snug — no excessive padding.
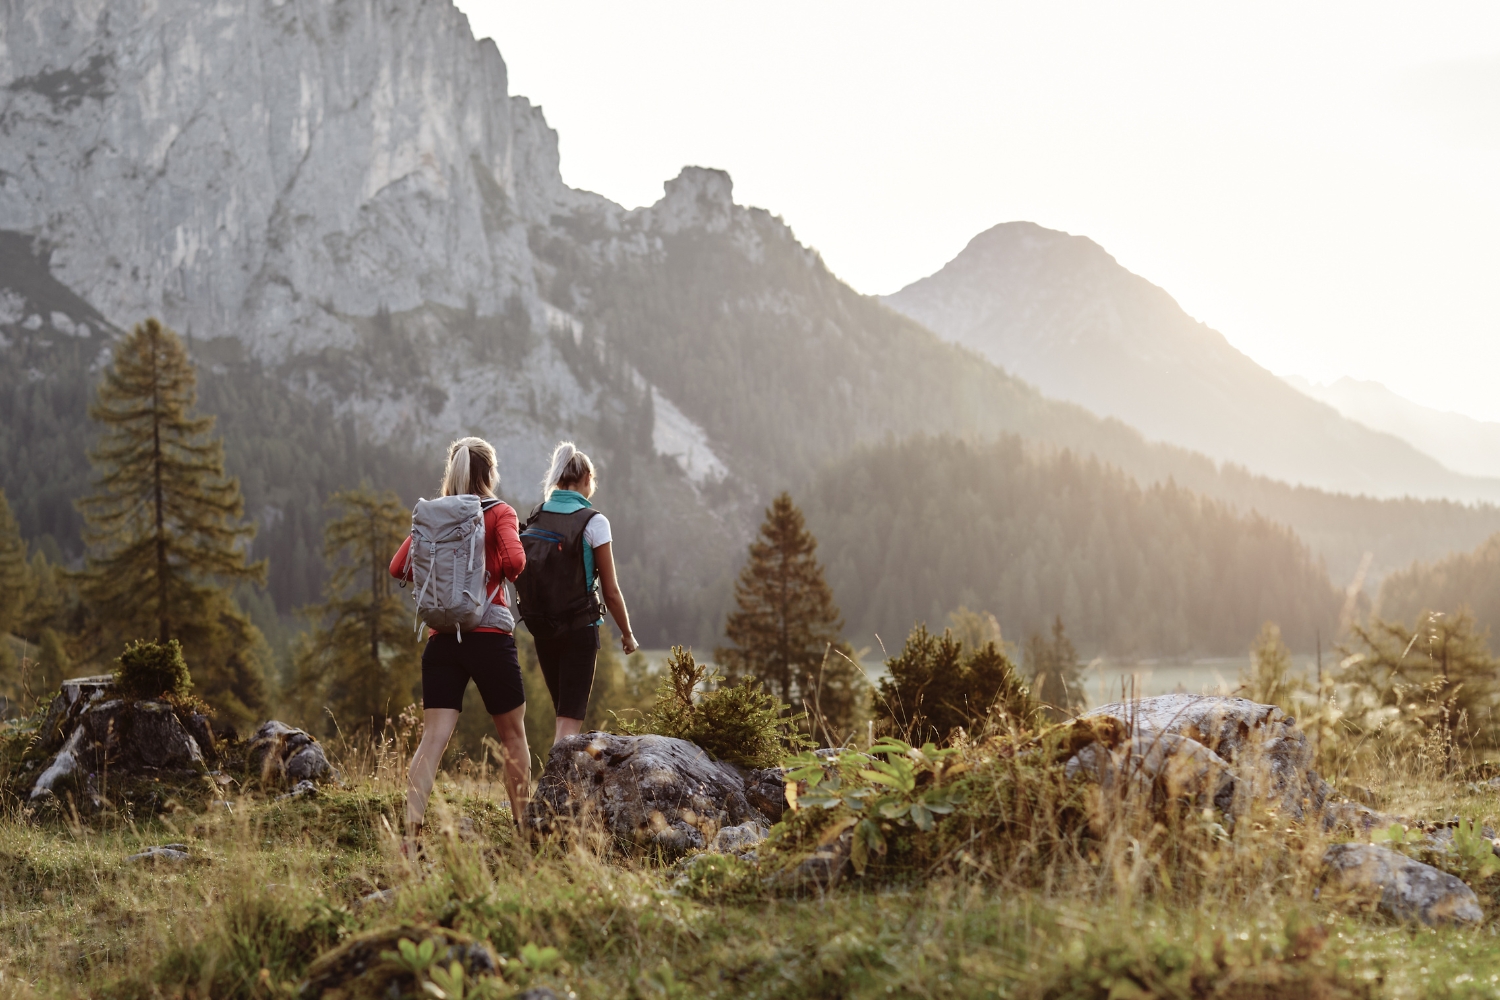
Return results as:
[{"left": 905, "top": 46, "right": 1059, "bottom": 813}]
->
[
  {"left": 421, "top": 631, "right": 525, "bottom": 715},
  {"left": 533, "top": 625, "right": 599, "bottom": 720}
]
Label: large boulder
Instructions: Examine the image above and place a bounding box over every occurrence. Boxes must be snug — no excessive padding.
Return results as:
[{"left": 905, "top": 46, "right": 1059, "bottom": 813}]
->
[
  {"left": 1322, "top": 843, "right": 1483, "bottom": 926},
  {"left": 29, "top": 681, "right": 210, "bottom": 803},
  {"left": 526, "top": 732, "right": 775, "bottom": 856},
  {"left": 1079, "top": 695, "right": 1328, "bottom": 819},
  {"left": 249, "top": 721, "right": 334, "bottom": 785},
  {"left": 1065, "top": 731, "right": 1239, "bottom": 815}
]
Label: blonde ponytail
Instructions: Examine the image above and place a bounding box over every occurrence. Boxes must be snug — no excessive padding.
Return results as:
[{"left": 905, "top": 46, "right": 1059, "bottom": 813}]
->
[
  {"left": 440, "top": 436, "right": 499, "bottom": 497},
  {"left": 541, "top": 440, "right": 596, "bottom": 500}
]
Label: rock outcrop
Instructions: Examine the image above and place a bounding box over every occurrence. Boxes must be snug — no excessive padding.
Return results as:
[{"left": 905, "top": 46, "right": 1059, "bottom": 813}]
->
[
  {"left": 24, "top": 676, "right": 334, "bottom": 809},
  {"left": 525, "top": 733, "right": 777, "bottom": 857},
  {"left": 249, "top": 721, "right": 335, "bottom": 786},
  {"left": 1077, "top": 695, "right": 1329, "bottom": 820},
  {"left": 1321, "top": 843, "right": 1484, "bottom": 926}
]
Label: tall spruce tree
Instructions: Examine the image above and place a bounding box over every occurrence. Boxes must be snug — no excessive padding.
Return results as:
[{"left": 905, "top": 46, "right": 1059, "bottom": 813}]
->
[
  {"left": 291, "top": 486, "right": 420, "bottom": 732},
  {"left": 717, "top": 492, "right": 863, "bottom": 739},
  {"left": 76, "top": 318, "right": 270, "bottom": 723}
]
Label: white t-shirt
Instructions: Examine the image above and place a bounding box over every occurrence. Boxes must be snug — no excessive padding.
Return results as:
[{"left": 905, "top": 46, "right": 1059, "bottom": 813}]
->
[{"left": 584, "top": 512, "right": 612, "bottom": 550}]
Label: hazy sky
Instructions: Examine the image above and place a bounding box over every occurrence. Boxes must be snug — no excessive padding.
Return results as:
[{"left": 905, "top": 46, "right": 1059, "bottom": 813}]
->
[{"left": 456, "top": 2, "right": 1500, "bottom": 422}]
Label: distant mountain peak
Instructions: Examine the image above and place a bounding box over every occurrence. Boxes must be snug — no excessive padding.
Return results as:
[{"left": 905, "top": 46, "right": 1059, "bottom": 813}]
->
[{"left": 886, "top": 223, "right": 1500, "bottom": 503}]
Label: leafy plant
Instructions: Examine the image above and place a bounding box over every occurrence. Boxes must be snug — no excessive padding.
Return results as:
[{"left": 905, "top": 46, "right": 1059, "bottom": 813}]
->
[
  {"left": 623, "top": 646, "right": 812, "bottom": 767},
  {"left": 779, "top": 737, "right": 966, "bottom": 873},
  {"left": 383, "top": 937, "right": 438, "bottom": 976},
  {"left": 1447, "top": 817, "right": 1500, "bottom": 880}
]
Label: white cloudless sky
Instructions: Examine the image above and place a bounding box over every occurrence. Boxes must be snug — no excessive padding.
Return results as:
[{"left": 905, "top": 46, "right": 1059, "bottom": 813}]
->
[{"left": 455, "top": 1, "right": 1500, "bottom": 421}]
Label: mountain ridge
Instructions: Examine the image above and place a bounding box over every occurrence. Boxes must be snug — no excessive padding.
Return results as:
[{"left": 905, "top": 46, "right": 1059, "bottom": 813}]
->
[{"left": 883, "top": 221, "right": 1500, "bottom": 504}]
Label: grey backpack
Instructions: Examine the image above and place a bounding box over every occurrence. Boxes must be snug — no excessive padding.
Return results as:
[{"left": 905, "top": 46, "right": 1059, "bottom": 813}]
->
[{"left": 404, "top": 495, "right": 499, "bottom": 640}]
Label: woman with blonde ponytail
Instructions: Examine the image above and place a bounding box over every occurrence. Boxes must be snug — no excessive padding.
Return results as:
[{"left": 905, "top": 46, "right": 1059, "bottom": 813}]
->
[
  {"left": 516, "top": 442, "right": 638, "bottom": 745},
  {"left": 389, "top": 436, "right": 528, "bottom": 841}
]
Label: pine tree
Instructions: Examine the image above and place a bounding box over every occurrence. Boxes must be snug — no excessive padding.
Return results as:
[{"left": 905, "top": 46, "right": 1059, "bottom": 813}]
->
[
  {"left": 291, "top": 486, "right": 420, "bottom": 732},
  {"left": 717, "top": 492, "right": 863, "bottom": 738},
  {"left": 1023, "top": 616, "right": 1083, "bottom": 720},
  {"left": 76, "top": 318, "right": 269, "bottom": 722},
  {"left": 0, "top": 490, "right": 31, "bottom": 636},
  {"left": 1244, "top": 621, "right": 1300, "bottom": 715}
]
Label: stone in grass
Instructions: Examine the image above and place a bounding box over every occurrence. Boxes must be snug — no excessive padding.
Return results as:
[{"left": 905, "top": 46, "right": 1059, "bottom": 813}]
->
[
  {"left": 127, "top": 844, "right": 191, "bottom": 863},
  {"left": 297, "top": 924, "right": 498, "bottom": 999},
  {"left": 526, "top": 732, "right": 773, "bottom": 858},
  {"left": 249, "top": 721, "right": 334, "bottom": 785},
  {"left": 1322, "top": 843, "right": 1483, "bottom": 926}
]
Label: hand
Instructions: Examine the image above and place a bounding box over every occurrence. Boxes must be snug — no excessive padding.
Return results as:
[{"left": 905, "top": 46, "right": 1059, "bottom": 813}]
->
[{"left": 621, "top": 632, "right": 639, "bottom": 655}]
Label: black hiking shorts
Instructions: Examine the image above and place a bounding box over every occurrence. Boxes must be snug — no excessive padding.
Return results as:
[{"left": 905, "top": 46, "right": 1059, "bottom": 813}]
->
[
  {"left": 421, "top": 631, "right": 525, "bottom": 715},
  {"left": 534, "top": 625, "right": 599, "bottom": 720}
]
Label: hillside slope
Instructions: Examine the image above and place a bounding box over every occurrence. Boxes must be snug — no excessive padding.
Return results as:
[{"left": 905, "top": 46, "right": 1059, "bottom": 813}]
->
[
  {"left": 804, "top": 435, "right": 1343, "bottom": 656},
  {"left": 884, "top": 222, "right": 1500, "bottom": 503},
  {"left": 1288, "top": 376, "right": 1500, "bottom": 481}
]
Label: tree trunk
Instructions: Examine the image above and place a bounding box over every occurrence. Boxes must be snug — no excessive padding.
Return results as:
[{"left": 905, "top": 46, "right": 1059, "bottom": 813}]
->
[{"left": 151, "top": 330, "right": 168, "bottom": 643}]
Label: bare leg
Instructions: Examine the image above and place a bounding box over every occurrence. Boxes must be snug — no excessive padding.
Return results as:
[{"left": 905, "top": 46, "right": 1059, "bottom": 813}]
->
[
  {"left": 553, "top": 716, "right": 585, "bottom": 745},
  {"left": 490, "top": 704, "right": 531, "bottom": 819},
  {"left": 406, "top": 708, "right": 460, "bottom": 835}
]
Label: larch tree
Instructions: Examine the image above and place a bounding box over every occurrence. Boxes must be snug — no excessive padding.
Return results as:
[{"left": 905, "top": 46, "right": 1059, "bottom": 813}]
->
[
  {"left": 76, "top": 318, "right": 270, "bottom": 724},
  {"left": 291, "top": 486, "right": 420, "bottom": 733},
  {"left": 717, "top": 492, "right": 864, "bottom": 741}
]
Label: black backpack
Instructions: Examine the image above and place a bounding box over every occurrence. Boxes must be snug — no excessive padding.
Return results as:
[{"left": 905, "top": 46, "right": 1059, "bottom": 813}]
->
[{"left": 515, "top": 505, "right": 605, "bottom": 636}]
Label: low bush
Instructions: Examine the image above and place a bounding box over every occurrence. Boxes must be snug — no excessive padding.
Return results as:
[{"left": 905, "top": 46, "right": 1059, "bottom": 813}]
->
[
  {"left": 623, "top": 645, "right": 812, "bottom": 768},
  {"left": 115, "top": 638, "right": 194, "bottom": 701}
]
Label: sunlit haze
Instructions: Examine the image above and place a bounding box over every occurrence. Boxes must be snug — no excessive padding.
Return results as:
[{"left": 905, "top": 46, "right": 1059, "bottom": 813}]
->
[{"left": 457, "top": 1, "right": 1500, "bottom": 422}]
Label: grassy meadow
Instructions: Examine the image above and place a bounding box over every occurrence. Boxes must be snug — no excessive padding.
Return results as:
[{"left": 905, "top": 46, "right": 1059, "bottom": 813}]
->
[{"left": 3, "top": 711, "right": 1500, "bottom": 1000}]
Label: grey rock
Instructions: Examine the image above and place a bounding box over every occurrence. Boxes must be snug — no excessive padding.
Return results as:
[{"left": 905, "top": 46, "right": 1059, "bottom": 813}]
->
[
  {"left": 1066, "top": 731, "right": 1239, "bottom": 814},
  {"left": 1322, "top": 843, "right": 1483, "bottom": 926},
  {"left": 515, "top": 990, "right": 559, "bottom": 1000},
  {"left": 127, "top": 844, "right": 191, "bottom": 863},
  {"left": 1082, "top": 695, "right": 1328, "bottom": 819},
  {"left": 249, "top": 721, "right": 333, "bottom": 785},
  {"left": 80, "top": 699, "right": 207, "bottom": 772},
  {"left": 36, "top": 675, "right": 115, "bottom": 754},
  {"left": 743, "top": 768, "right": 788, "bottom": 823},
  {"left": 276, "top": 779, "right": 319, "bottom": 802},
  {"left": 353, "top": 887, "right": 397, "bottom": 909},
  {"left": 30, "top": 726, "right": 87, "bottom": 800},
  {"left": 525, "top": 732, "right": 771, "bottom": 857},
  {"left": 765, "top": 829, "right": 853, "bottom": 893},
  {"left": 711, "top": 820, "right": 768, "bottom": 855}
]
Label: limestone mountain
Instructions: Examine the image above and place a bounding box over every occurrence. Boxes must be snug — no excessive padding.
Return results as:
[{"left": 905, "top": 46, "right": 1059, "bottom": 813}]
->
[{"left": 884, "top": 222, "right": 1500, "bottom": 504}]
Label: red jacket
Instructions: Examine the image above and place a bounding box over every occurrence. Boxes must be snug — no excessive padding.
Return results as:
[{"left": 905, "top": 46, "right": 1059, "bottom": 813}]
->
[{"left": 389, "top": 500, "right": 526, "bottom": 634}]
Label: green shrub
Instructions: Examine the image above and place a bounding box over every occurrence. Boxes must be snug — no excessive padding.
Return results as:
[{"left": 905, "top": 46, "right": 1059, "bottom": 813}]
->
[
  {"left": 115, "top": 639, "right": 192, "bottom": 701},
  {"left": 875, "top": 625, "right": 1037, "bottom": 744},
  {"left": 624, "top": 646, "right": 812, "bottom": 768}
]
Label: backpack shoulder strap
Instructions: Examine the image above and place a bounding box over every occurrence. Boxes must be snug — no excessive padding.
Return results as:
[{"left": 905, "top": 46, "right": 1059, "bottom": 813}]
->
[
  {"left": 480, "top": 497, "right": 502, "bottom": 511},
  {"left": 521, "top": 502, "right": 545, "bottom": 531}
]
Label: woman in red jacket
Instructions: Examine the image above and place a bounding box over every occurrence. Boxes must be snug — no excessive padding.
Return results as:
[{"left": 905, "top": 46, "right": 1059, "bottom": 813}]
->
[{"left": 390, "top": 436, "right": 527, "bottom": 837}]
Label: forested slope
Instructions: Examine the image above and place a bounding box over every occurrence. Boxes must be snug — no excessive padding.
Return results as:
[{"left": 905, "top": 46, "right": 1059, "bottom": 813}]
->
[
  {"left": 1378, "top": 533, "right": 1500, "bottom": 638},
  {"left": 803, "top": 435, "right": 1344, "bottom": 655}
]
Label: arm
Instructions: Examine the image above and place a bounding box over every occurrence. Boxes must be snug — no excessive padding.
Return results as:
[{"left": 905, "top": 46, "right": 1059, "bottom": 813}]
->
[
  {"left": 593, "top": 542, "right": 638, "bottom": 654},
  {"left": 389, "top": 535, "right": 413, "bottom": 580},
  {"left": 492, "top": 503, "right": 526, "bottom": 583}
]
